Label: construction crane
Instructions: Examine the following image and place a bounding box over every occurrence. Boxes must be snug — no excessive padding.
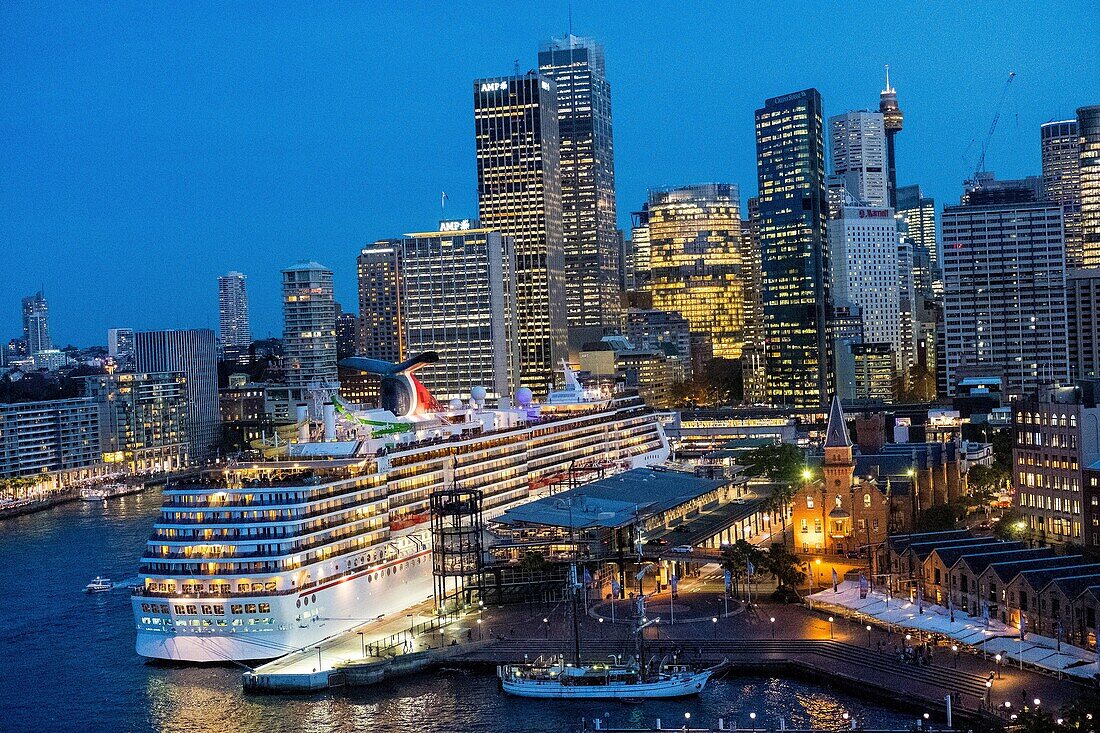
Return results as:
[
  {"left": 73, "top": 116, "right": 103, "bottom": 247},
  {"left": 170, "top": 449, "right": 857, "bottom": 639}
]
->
[{"left": 973, "top": 71, "right": 1017, "bottom": 180}]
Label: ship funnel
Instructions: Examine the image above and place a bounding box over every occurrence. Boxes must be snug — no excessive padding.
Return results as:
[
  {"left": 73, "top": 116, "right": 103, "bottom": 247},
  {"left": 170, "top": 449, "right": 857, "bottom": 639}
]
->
[
  {"left": 296, "top": 404, "right": 309, "bottom": 443},
  {"left": 322, "top": 402, "right": 336, "bottom": 441}
]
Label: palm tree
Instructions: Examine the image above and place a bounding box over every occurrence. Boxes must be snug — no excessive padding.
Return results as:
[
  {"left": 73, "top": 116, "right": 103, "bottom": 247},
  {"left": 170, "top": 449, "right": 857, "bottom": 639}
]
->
[
  {"left": 720, "top": 539, "right": 764, "bottom": 600},
  {"left": 765, "top": 482, "right": 796, "bottom": 549},
  {"left": 763, "top": 543, "right": 806, "bottom": 599}
]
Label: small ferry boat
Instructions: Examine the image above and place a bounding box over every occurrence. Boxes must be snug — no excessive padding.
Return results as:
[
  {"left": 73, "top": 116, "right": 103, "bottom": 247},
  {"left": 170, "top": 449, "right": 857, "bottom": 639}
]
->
[
  {"left": 498, "top": 565, "right": 719, "bottom": 699},
  {"left": 85, "top": 577, "right": 114, "bottom": 593}
]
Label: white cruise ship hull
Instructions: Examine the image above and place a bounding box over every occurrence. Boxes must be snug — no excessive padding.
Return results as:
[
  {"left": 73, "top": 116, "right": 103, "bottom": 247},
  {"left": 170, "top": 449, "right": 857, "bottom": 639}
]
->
[{"left": 135, "top": 551, "right": 434, "bottom": 663}]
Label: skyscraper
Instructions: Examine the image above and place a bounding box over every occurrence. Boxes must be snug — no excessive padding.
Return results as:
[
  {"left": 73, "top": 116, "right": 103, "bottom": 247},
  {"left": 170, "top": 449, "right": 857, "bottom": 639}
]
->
[
  {"left": 357, "top": 246, "right": 403, "bottom": 365},
  {"left": 829, "top": 111, "right": 888, "bottom": 208},
  {"left": 1067, "top": 268, "right": 1100, "bottom": 380},
  {"left": 755, "top": 89, "right": 833, "bottom": 406},
  {"left": 21, "top": 291, "right": 51, "bottom": 355},
  {"left": 878, "top": 67, "right": 904, "bottom": 208},
  {"left": 828, "top": 205, "right": 904, "bottom": 364},
  {"left": 1041, "top": 120, "right": 1083, "bottom": 269},
  {"left": 358, "top": 224, "right": 519, "bottom": 401},
  {"left": 643, "top": 184, "right": 747, "bottom": 360},
  {"left": 474, "top": 73, "right": 565, "bottom": 393},
  {"left": 135, "top": 329, "right": 219, "bottom": 462},
  {"left": 282, "top": 262, "right": 337, "bottom": 390},
  {"left": 1079, "top": 106, "right": 1100, "bottom": 268},
  {"left": 538, "top": 35, "right": 620, "bottom": 346},
  {"left": 896, "top": 184, "right": 939, "bottom": 269},
  {"left": 334, "top": 303, "right": 360, "bottom": 361},
  {"left": 941, "top": 179, "right": 1069, "bottom": 398},
  {"left": 217, "top": 271, "right": 252, "bottom": 363}
]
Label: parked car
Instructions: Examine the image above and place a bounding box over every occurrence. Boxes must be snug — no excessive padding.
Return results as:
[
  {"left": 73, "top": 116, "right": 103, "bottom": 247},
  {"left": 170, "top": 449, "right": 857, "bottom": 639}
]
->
[{"left": 671, "top": 545, "right": 694, "bottom": 554}]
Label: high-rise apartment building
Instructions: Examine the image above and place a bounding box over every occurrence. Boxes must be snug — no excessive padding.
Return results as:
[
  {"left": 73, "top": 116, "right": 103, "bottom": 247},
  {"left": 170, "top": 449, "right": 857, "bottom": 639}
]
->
[
  {"left": 107, "top": 328, "right": 135, "bottom": 359},
  {"left": 828, "top": 205, "right": 904, "bottom": 364},
  {"left": 0, "top": 398, "right": 101, "bottom": 478},
  {"left": 1067, "top": 268, "right": 1100, "bottom": 380},
  {"left": 896, "top": 184, "right": 939, "bottom": 269},
  {"left": 134, "top": 329, "right": 219, "bottom": 462},
  {"left": 1079, "top": 106, "right": 1100, "bottom": 268},
  {"left": 755, "top": 89, "right": 832, "bottom": 406},
  {"left": 84, "top": 371, "right": 188, "bottom": 473},
  {"left": 879, "top": 68, "right": 904, "bottom": 208},
  {"left": 21, "top": 291, "right": 51, "bottom": 355},
  {"left": 282, "top": 262, "right": 337, "bottom": 390},
  {"left": 217, "top": 271, "right": 252, "bottom": 363},
  {"left": 474, "top": 74, "right": 565, "bottom": 393},
  {"left": 538, "top": 35, "right": 620, "bottom": 345},
  {"left": 941, "top": 183, "right": 1070, "bottom": 399},
  {"left": 644, "top": 184, "right": 747, "bottom": 361},
  {"left": 358, "top": 225, "right": 519, "bottom": 401},
  {"left": 829, "top": 111, "right": 888, "bottom": 208}
]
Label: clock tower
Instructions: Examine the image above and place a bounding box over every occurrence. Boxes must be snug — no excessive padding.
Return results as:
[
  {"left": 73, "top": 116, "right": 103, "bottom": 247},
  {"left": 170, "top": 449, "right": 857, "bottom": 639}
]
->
[{"left": 822, "top": 395, "right": 855, "bottom": 492}]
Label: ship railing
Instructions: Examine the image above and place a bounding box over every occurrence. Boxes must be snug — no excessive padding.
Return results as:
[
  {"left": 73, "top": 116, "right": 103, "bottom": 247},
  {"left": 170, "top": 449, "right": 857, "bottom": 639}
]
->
[
  {"left": 143, "top": 522, "right": 389, "bottom": 561},
  {"left": 154, "top": 495, "right": 388, "bottom": 526},
  {"left": 134, "top": 547, "right": 426, "bottom": 599},
  {"left": 162, "top": 478, "right": 386, "bottom": 509}
]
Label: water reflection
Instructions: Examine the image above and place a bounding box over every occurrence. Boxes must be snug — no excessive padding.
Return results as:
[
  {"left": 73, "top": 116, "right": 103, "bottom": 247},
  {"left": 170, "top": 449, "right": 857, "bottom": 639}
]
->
[{"left": 1, "top": 493, "right": 915, "bottom": 733}]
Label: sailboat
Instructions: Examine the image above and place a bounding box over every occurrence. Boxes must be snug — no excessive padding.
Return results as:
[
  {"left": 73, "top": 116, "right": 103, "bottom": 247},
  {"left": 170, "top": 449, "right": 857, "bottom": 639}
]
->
[{"left": 498, "top": 565, "right": 720, "bottom": 699}]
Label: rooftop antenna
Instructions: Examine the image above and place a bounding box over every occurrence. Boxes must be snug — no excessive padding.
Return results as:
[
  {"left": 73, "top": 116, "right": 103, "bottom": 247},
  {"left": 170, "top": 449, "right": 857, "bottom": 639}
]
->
[
  {"left": 568, "top": 1, "right": 573, "bottom": 37},
  {"left": 513, "top": 59, "right": 520, "bottom": 76},
  {"left": 884, "top": 64, "right": 892, "bottom": 92}
]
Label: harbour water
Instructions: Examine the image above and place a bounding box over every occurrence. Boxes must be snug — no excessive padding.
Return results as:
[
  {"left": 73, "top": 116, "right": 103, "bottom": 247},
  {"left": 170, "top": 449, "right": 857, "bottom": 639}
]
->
[{"left": 0, "top": 489, "right": 918, "bottom": 733}]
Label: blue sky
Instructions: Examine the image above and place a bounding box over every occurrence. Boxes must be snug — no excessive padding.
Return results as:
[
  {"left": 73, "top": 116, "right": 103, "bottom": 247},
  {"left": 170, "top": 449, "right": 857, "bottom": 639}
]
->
[{"left": 2, "top": 1, "right": 1098, "bottom": 346}]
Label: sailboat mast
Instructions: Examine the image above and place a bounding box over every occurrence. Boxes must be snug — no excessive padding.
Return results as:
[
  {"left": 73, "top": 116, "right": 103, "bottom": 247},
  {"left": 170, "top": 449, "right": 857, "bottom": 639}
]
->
[{"left": 570, "top": 563, "right": 581, "bottom": 667}]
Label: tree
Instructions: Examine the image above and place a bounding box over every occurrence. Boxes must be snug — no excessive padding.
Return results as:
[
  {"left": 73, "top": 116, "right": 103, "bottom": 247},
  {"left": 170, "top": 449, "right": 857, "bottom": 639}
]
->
[
  {"left": 915, "top": 503, "right": 967, "bottom": 532},
  {"left": 1012, "top": 706, "right": 1056, "bottom": 733},
  {"left": 1060, "top": 689, "right": 1100, "bottom": 732},
  {"left": 719, "top": 539, "right": 764, "bottom": 599},
  {"left": 763, "top": 543, "right": 806, "bottom": 600},
  {"left": 994, "top": 509, "right": 1029, "bottom": 541},
  {"left": 741, "top": 444, "right": 806, "bottom": 548}
]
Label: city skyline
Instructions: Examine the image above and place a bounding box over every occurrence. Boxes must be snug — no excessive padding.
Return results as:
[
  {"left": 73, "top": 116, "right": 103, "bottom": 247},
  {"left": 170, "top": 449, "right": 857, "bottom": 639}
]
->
[{"left": 3, "top": 3, "right": 1097, "bottom": 345}]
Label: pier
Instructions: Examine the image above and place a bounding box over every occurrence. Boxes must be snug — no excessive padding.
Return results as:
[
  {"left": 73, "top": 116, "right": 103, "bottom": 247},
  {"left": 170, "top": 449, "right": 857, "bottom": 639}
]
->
[{"left": 238, "top": 591, "right": 1093, "bottom": 731}]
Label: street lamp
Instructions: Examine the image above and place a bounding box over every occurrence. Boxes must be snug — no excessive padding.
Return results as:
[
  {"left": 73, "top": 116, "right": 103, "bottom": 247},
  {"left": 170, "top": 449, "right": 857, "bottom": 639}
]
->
[
  {"left": 543, "top": 617, "right": 549, "bottom": 639},
  {"left": 828, "top": 616, "right": 834, "bottom": 640},
  {"left": 712, "top": 617, "right": 718, "bottom": 639},
  {"left": 1033, "top": 698, "right": 1041, "bottom": 707},
  {"left": 770, "top": 617, "right": 776, "bottom": 639},
  {"left": 866, "top": 624, "right": 872, "bottom": 647},
  {"left": 994, "top": 653, "right": 1002, "bottom": 678},
  {"left": 599, "top": 617, "right": 604, "bottom": 638},
  {"left": 683, "top": 711, "right": 690, "bottom": 731},
  {"left": 951, "top": 644, "right": 959, "bottom": 669},
  {"left": 749, "top": 711, "right": 757, "bottom": 730},
  {"left": 476, "top": 617, "right": 482, "bottom": 640},
  {"left": 984, "top": 679, "right": 992, "bottom": 707}
]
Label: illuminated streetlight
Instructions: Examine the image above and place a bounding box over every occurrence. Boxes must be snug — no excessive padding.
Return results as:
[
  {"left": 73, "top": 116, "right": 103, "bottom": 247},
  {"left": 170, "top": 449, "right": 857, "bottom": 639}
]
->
[
  {"left": 1033, "top": 698, "right": 1041, "bottom": 707},
  {"left": 712, "top": 617, "right": 718, "bottom": 639},
  {"left": 770, "top": 617, "right": 776, "bottom": 639},
  {"left": 543, "top": 617, "right": 549, "bottom": 639},
  {"left": 828, "top": 616, "right": 834, "bottom": 639},
  {"left": 951, "top": 644, "right": 959, "bottom": 668},
  {"left": 866, "top": 624, "right": 872, "bottom": 647},
  {"left": 801, "top": 468, "right": 812, "bottom": 481}
]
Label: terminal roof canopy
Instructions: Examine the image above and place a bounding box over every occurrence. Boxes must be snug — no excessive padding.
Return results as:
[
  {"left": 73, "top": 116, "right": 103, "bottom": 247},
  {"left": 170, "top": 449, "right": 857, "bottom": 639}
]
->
[{"left": 495, "top": 467, "right": 726, "bottom": 530}]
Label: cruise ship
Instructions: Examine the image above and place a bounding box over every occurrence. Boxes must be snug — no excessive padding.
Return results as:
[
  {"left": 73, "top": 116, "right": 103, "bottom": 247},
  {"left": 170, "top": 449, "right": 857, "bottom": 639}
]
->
[{"left": 132, "top": 357, "right": 669, "bottom": 662}]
